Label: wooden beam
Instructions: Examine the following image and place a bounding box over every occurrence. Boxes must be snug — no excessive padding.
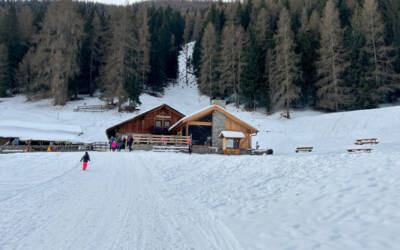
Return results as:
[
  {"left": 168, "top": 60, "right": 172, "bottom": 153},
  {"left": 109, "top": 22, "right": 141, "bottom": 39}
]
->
[
  {"left": 187, "top": 121, "right": 212, "bottom": 126},
  {"left": 186, "top": 124, "right": 189, "bottom": 136}
]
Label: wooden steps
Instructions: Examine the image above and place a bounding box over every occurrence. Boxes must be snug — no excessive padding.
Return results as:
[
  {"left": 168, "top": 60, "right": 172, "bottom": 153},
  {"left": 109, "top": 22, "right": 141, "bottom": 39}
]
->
[{"left": 152, "top": 145, "right": 189, "bottom": 153}]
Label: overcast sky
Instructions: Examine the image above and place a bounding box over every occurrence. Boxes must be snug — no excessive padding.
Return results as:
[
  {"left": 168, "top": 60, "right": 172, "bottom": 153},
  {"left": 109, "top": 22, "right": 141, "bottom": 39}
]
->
[{"left": 82, "top": 0, "right": 135, "bottom": 5}]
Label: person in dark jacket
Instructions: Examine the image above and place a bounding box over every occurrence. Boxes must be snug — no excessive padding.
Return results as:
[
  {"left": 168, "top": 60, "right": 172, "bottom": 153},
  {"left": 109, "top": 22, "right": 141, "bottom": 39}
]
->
[
  {"left": 127, "top": 135, "right": 134, "bottom": 152},
  {"left": 80, "top": 151, "right": 90, "bottom": 171}
]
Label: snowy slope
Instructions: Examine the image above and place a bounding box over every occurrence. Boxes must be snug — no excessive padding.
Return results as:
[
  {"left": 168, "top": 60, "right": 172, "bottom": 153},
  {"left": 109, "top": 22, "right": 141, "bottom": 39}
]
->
[{"left": 1, "top": 151, "right": 399, "bottom": 250}]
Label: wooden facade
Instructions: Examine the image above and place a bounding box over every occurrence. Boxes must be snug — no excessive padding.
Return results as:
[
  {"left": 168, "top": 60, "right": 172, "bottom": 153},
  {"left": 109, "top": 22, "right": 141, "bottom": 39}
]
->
[
  {"left": 169, "top": 105, "right": 258, "bottom": 149},
  {"left": 106, "top": 104, "right": 185, "bottom": 138}
]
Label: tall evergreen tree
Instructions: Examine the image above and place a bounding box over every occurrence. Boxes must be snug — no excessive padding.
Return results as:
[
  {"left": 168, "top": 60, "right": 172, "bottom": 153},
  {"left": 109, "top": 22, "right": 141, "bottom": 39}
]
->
[
  {"left": 316, "top": 0, "right": 350, "bottom": 111},
  {"left": 0, "top": 4, "right": 24, "bottom": 95},
  {"left": 361, "top": 0, "right": 399, "bottom": 102},
  {"left": 136, "top": 8, "right": 151, "bottom": 88},
  {"left": 297, "top": 7, "right": 320, "bottom": 107},
  {"left": 0, "top": 43, "right": 8, "bottom": 96},
  {"left": 269, "top": 7, "right": 300, "bottom": 119}
]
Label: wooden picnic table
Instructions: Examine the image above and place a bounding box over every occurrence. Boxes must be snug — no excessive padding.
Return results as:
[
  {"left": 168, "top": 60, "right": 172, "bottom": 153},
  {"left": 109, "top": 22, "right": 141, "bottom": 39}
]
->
[{"left": 295, "top": 146, "right": 313, "bottom": 153}]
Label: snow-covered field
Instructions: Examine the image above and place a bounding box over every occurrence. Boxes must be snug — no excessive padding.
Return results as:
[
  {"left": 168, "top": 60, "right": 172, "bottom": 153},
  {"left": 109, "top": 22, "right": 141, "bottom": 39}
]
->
[
  {"left": 1, "top": 151, "right": 399, "bottom": 250},
  {"left": 1, "top": 42, "right": 400, "bottom": 249}
]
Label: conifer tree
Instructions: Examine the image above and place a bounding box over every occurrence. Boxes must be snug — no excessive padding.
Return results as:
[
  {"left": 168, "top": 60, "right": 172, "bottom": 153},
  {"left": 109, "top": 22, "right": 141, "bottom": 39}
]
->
[
  {"left": 316, "top": 0, "right": 350, "bottom": 111},
  {"left": 0, "top": 43, "right": 8, "bottom": 96},
  {"left": 199, "top": 22, "right": 217, "bottom": 100},
  {"left": 100, "top": 6, "right": 141, "bottom": 111},
  {"left": 26, "top": 0, "right": 84, "bottom": 105},
  {"left": 0, "top": 4, "right": 23, "bottom": 94},
  {"left": 269, "top": 7, "right": 300, "bottom": 119},
  {"left": 136, "top": 9, "right": 151, "bottom": 88},
  {"left": 297, "top": 7, "right": 320, "bottom": 106},
  {"left": 361, "top": 0, "right": 399, "bottom": 102}
]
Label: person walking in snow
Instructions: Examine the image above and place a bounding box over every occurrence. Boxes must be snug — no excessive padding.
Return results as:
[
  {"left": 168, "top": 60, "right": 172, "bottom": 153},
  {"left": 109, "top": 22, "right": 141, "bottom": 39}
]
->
[
  {"left": 111, "top": 140, "right": 117, "bottom": 152},
  {"left": 80, "top": 151, "right": 90, "bottom": 171}
]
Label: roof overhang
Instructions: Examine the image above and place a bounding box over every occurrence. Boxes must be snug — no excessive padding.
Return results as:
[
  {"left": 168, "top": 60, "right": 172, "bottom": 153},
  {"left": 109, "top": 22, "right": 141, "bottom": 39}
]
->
[{"left": 169, "top": 105, "right": 259, "bottom": 134}]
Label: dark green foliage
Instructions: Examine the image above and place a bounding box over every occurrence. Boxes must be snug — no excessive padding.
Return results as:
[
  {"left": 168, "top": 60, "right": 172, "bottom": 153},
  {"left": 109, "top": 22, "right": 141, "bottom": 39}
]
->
[
  {"left": 0, "top": 0, "right": 398, "bottom": 112},
  {"left": 240, "top": 29, "right": 268, "bottom": 110},
  {"left": 147, "top": 7, "right": 184, "bottom": 92},
  {"left": 0, "top": 4, "right": 24, "bottom": 95}
]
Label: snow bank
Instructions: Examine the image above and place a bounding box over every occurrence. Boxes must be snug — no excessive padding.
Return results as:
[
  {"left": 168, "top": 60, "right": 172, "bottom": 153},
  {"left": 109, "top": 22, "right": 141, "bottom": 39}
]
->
[{"left": 0, "top": 120, "right": 83, "bottom": 141}]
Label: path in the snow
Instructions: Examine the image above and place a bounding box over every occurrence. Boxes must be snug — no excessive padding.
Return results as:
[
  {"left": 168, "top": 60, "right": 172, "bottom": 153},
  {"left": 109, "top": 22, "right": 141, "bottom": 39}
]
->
[{"left": 0, "top": 152, "right": 241, "bottom": 250}]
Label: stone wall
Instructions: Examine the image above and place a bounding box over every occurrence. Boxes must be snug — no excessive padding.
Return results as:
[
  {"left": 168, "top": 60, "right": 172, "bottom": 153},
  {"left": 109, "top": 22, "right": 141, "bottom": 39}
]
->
[{"left": 212, "top": 110, "right": 225, "bottom": 149}]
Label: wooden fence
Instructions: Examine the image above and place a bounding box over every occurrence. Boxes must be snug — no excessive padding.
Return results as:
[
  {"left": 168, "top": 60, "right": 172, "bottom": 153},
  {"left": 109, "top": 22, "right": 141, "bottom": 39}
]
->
[
  {"left": 0, "top": 142, "right": 109, "bottom": 154},
  {"left": 73, "top": 104, "right": 115, "bottom": 112},
  {"left": 132, "top": 134, "right": 191, "bottom": 145}
]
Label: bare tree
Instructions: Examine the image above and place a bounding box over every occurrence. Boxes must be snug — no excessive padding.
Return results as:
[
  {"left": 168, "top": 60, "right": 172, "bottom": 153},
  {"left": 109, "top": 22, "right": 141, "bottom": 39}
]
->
[
  {"left": 17, "top": 6, "right": 35, "bottom": 47},
  {"left": 100, "top": 6, "right": 139, "bottom": 111},
  {"left": 192, "top": 11, "right": 203, "bottom": 41},
  {"left": 269, "top": 8, "right": 300, "bottom": 119},
  {"left": 361, "top": 0, "right": 399, "bottom": 102},
  {"left": 27, "top": 0, "right": 84, "bottom": 105},
  {"left": 199, "top": 22, "right": 217, "bottom": 101},
  {"left": 183, "top": 11, "right": 194, "bottom": 43},
  {"left": 316, "top": 0, "right": 349, "bottom": 111}
]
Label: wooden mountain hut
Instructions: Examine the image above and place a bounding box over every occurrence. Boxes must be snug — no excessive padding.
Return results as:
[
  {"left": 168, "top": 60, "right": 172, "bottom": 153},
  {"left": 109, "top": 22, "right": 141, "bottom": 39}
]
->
[
  {"left": 168, "top": 105, "right": 259, "bottom": 150},
  {"left": 106, "top": 104, "right": 185, "bottom": 138}
]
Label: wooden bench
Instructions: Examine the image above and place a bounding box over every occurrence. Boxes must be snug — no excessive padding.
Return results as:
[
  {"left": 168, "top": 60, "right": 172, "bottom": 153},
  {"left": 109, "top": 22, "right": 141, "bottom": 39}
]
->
[
  {"left": 296, "top": 147, "right": 313, "bottom": 153},
  {"left": 152, "top": 145, "right": 189, "bottom": 153},
  {"left": 355, "top": 138, "right": 378, "bottom": 145},
  {"left": 347, "top": 148, "right": 372, "bottom": 153}
]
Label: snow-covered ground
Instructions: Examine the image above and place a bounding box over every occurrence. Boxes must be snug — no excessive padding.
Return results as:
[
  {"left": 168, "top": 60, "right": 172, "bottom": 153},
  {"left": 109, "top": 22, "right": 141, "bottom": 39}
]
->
[
  {"left": 1, "top": 151, "right": 399, "bottom": 250},
  {"left": 1, "top": 42, "right": 400, "bottom": 249}
]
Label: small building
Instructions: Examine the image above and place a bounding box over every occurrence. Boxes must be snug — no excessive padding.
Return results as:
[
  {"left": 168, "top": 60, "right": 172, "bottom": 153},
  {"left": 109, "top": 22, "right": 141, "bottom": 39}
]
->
[
  {"left": 169, "top": 105, "right": 259, "bottom": 151},
  {"left": 219, "top": 131, "right": 246, "bottom": 155},
  {"left": 106, "top": 104, "right": 185, "bottom": 138}
]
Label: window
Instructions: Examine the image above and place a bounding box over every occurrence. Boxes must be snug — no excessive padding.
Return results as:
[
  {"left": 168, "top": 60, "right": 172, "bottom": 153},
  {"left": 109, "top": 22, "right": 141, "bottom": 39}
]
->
[
  {"left": 164, "top": 120, "right": 170, "bottom": 127},
  {"left": 155, "top": 120, "right": 162, "bottom": 128}
]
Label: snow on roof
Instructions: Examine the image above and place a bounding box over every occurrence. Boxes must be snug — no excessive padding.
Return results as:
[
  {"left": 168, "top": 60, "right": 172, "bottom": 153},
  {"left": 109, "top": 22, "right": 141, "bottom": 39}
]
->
[
  {"left": 219, "top": 131, "right": 245, "bottom": 138},
  {"left": 169, "top": 105, "right": 215, "bottom": 131},
  {"left": 169, "top": 105, "right": 258, "bottom": 133},
  {"left": 0, "top": 120, "right": 83, "bottom": 142},
  {"left": 107, "top": 103, "right": 184, "bottom": 131}
]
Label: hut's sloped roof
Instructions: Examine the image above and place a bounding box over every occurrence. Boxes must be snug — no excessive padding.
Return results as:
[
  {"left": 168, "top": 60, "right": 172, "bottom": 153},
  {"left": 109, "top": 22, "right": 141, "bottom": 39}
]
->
[
  {"left": 219, "top": 131, "right": 245, "bottom": 138},
  {"left": 106, "top": 104, "right": 185, "bottom": 132},
  {"left": 169, "top": 105, "right": 259, "bottom": 134}
]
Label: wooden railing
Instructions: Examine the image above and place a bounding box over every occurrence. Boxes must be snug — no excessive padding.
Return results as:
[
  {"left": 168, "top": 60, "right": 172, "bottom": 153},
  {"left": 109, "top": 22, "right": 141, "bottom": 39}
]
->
[
  {"left": 132, "top": 134, "right": 191, "bottom": 145},
  {"left": 0, "top": 142, "right": 108, "bottom": 153},
  {"left": 73, "top": 104, "right": 115, "bottom": 112}
]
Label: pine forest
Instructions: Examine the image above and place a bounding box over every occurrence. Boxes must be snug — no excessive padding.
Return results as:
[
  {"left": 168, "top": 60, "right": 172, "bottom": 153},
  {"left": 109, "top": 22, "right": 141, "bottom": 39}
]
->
[{"left": 0, "top": 0, "right": 399, "bottom": 115}]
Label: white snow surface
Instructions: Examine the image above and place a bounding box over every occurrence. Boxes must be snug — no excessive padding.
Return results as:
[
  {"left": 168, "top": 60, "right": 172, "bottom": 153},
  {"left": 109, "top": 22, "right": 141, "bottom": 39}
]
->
[
  {"left": 1, "top": 42, "right": 400, "bottom": 249},
  {"left": 1, "top": 151, "right": 399, "bottom": 250}
]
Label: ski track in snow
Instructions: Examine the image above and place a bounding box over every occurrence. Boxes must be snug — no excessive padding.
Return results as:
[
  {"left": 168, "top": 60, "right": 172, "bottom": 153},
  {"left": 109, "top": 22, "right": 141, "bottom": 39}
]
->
[{"left": 0, "top": 152, "right": 242, "bottom": 250}]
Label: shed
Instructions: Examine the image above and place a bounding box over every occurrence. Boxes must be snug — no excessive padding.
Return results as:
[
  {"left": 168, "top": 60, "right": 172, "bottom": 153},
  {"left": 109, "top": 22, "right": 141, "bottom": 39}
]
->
[
  {"left": 169, "top": 105, "right": 258, "bottom": 149},
  {"left": 219, "top": 131, "right": 246, "bottom": 155},
  {"left": 106, "top": 104, "right": 185, "bottom": 138}
]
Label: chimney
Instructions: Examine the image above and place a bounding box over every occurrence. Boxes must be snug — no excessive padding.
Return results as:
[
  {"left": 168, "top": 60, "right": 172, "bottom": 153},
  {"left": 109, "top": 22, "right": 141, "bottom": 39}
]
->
[{"left": 211, "top": 99, "right": 226, "bottom": 108}]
